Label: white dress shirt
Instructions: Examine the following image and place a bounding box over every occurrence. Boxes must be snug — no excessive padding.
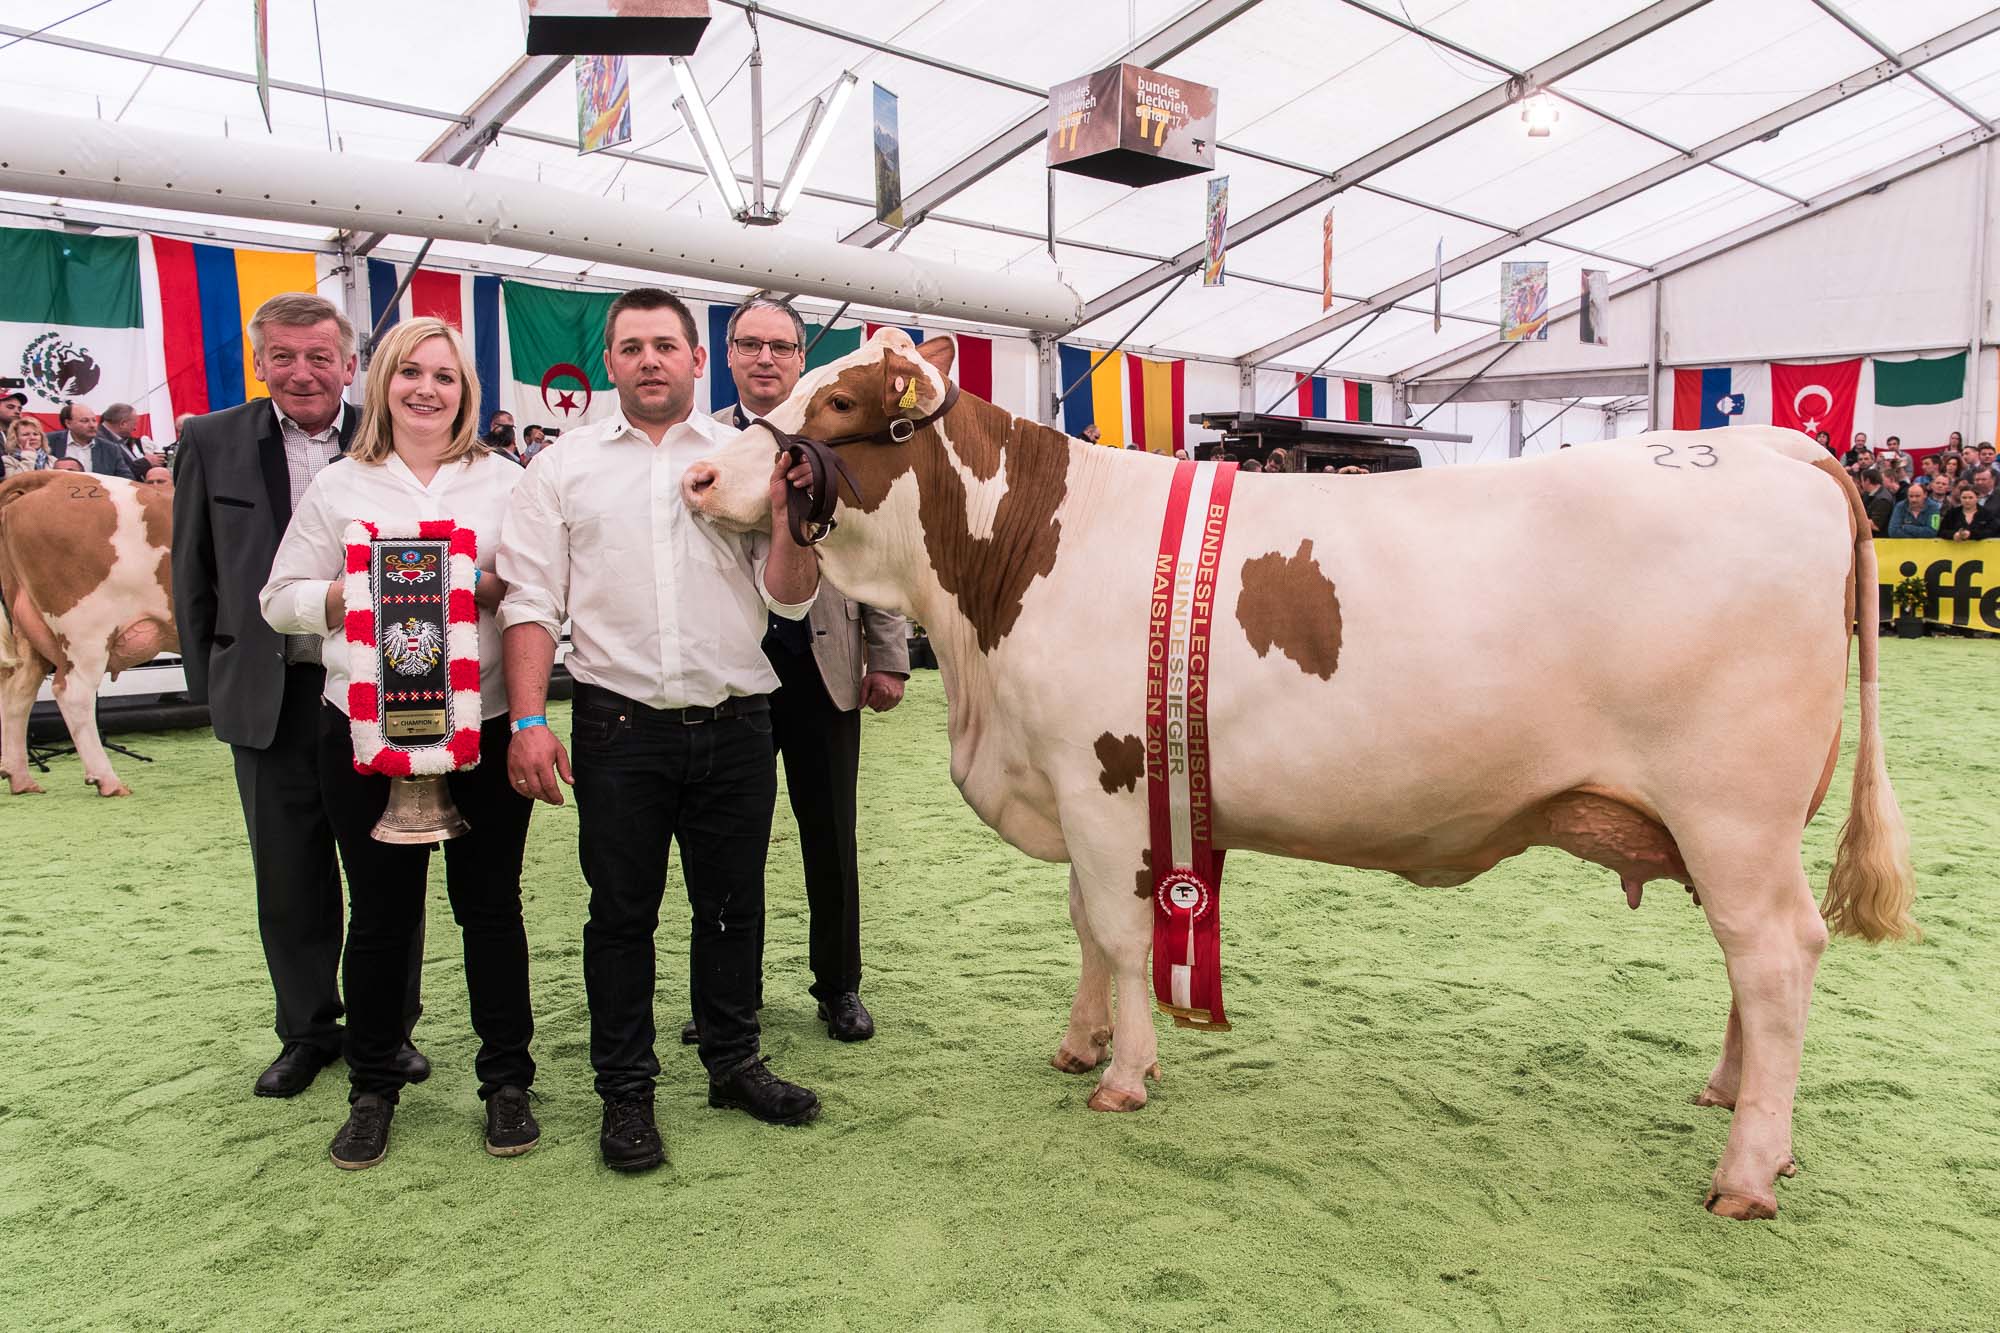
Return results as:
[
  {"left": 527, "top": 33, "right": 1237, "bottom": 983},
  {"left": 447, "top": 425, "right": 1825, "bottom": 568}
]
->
[
  {"left": 497, "top": 407, "right": 813, "bottom": 711},
  {"left": 259, "top": 449, "right": 520, "bottom": 720}
]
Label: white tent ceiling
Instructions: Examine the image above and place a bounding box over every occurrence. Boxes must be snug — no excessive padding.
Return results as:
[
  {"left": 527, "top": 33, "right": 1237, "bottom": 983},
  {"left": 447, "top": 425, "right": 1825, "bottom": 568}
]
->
[{"left": 1, "top": 0, "right": 1995, "bottom": 382}]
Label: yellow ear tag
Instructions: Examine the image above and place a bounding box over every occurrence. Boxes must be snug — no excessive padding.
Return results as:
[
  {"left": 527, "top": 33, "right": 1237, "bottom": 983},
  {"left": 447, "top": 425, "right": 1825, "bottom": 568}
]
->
[{"left": 898, "top": 377, "right": 919, "bottom": 411}]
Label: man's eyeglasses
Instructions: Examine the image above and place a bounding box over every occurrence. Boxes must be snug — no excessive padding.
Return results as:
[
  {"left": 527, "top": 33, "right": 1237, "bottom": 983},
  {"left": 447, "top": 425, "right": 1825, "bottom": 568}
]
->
[{"left": 731, "top": 337, "right": 802, "bottom": 358}]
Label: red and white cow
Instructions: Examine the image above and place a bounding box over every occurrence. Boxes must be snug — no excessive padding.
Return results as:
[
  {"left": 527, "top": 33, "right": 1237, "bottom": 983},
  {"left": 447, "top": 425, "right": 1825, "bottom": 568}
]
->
[
  {"left": 684, "top": 330, "right": 1915, "bottom": 1221},
  {"left": 0, "top": 471, "right": 178, "bottom": 796}
]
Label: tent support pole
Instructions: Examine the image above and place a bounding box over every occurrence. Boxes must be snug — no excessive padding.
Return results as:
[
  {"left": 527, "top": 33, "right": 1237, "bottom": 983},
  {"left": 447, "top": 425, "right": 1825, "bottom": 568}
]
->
[
  {"left": 1646, "top": 280, "right": 1662, "bottom": 432},
  {"left": 1966, "top": 142, "right": 1990, "bottom": 443}
]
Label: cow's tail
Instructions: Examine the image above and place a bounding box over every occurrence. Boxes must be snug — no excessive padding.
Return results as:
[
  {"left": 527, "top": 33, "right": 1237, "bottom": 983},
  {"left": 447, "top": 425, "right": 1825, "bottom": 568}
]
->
[{"left": 1821, "top": 510, "right": 1918, "bottom": 942}]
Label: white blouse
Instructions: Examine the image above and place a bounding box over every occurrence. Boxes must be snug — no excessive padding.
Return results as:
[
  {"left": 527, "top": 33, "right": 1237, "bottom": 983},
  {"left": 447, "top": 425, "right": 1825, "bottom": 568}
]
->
[{"left": 260, "top": 450, "right": 519, "bottom": 720}]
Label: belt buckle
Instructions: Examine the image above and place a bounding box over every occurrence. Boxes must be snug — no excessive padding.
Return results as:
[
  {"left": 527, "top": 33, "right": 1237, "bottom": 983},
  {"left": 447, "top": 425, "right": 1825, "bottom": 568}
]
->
[{"left": 682, "top": 703, "right": 716, "bottom": 726}]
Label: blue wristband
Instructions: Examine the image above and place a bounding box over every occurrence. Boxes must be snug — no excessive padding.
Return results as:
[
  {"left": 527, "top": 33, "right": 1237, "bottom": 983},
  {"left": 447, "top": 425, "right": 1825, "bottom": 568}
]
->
[
  {"left": 473, "top": 566, "right": 483, "bottom": 586},
  {"left": 510, "top": 715, "right": 547, "bottom": 733}
]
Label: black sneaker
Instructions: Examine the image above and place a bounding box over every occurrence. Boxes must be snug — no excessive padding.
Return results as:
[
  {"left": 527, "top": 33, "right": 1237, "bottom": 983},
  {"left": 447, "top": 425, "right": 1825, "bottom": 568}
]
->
[
  {"left": 330, "top": 1094, "right": 393, "bottom": 1171},
  {"left": 600, "top": 1097, "right": 664, "bottom": 1173},
  {"left": 708, "top": 1058, "right": 820, "bottom": 1126},
  {"left": 484, "top": 1085, "right": 539, "bottom": 1158}
]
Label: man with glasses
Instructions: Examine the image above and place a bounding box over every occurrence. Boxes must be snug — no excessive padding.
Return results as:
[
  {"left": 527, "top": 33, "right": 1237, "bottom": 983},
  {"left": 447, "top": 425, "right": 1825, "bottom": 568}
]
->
[{"left": 703, "top": 293, "right": 909, "bottom": 1045}]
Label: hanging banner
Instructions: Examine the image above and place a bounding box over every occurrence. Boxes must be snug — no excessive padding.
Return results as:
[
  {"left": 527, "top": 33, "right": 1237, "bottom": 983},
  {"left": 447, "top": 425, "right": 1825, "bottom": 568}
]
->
[
  {"left": 252, "top": 0, "right": 272, "bottom": 131},
  {"left": 575, "top": 54, "right": 633, "bottom": 154},
  {"left": 1320, "top": 208, "right": 1334, "bottom": 311},
  {"left": 1203, "top": 176, "right": 1229, "bottom": 287},
  {"left": 1500, "top": 260, "right": 1549, "bottom": 342},
  {"left": 1431, "top": 237, "right": 1443, "bottom": 333},
  {"left": 1579, "top": 269, "right": 1609, "bottom": 346},
  {"left": 1047, "top": 63, "right": 1217, "bottom": 187},
  {"left": 873, "top": 83, "right": 905, "bottom": 229}
]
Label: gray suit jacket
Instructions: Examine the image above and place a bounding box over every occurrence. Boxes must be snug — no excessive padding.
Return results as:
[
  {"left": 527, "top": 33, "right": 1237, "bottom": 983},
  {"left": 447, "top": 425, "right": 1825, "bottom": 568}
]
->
[
  {"left": 713, "top": 404, "right": 909, "bottom": 710},
  {"left": 171, "top": 399, "right": 357, "bottom": 748}
]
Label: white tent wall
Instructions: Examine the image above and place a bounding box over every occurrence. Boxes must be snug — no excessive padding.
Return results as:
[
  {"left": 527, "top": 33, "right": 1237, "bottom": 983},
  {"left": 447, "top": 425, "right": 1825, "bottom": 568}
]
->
[
  {"left": 1657, "top": 147, "right": 1984, "bottom": 366},
  {"left": 1407, "top": 143, "right": 1998, "bottom": 447}
]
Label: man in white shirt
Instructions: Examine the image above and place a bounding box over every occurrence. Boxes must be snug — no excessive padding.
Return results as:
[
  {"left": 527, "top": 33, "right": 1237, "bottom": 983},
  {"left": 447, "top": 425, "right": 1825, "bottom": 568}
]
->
[{"left": 498, "top": 288, "right": 823, "bottom": 1173}]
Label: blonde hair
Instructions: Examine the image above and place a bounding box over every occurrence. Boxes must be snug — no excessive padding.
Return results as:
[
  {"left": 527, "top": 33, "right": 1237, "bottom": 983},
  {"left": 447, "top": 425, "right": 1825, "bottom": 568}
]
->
[
  {"left": 349, "top": 318, "right": 485, "bottom": 466},
  {"left": 5, "top": 416, "right": 47, "bottom": 452}
]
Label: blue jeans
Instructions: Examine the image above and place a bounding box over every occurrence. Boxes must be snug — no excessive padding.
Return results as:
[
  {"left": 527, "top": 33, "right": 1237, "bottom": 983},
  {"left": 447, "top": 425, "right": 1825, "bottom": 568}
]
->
[{"left": 573, "top": 684, "right": 776, "bottom": 1099}]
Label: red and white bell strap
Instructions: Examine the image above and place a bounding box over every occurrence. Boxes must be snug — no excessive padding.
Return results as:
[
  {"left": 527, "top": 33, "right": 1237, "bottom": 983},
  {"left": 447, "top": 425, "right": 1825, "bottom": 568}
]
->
[
  {"left": 343, "top": 518, "right": 482, "bottom": 777},
  {"left": 1146, "top": 459, "right": 1238, "bottom": 1032}
]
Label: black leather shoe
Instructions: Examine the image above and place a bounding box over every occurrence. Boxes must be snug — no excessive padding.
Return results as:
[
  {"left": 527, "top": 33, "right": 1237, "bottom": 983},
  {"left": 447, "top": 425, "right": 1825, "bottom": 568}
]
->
[
  {"left": 330, "top": 1094, "right": 393, "bottom": 1170},
  {"left": 818, "top": 992, "right": 875, "bottom": 1042},
  {"left": 709, "top": 1058, "right": 820, "bottom": 1126},
  {"left": 679, "top": 1019, "right": 699, "bottom": 1046},
  {"left": 484, "top": 1085, "right": 539, "bottom": 1157},
  {"left": 600, "top": 1098, "right": 664, "bottom": 1172},
  {"left": 393, "top": 1042, "right": 431, "bottom": 1084},
  {"left": 255, "top": 1043, "right": 337, "bottom": 1098}
]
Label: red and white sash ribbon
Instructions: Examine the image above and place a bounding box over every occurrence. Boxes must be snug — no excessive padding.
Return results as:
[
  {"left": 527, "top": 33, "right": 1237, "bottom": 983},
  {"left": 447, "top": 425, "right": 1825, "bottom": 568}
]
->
[{"left": 1146, "top": 459, "right": 1238, "bottom": 1031}]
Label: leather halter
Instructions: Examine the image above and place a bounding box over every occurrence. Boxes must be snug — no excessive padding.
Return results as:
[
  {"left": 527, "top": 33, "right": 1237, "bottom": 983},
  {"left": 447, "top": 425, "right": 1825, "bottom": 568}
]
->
[{"left": 750, "top": 382, "right": 960, "bottom": 547}]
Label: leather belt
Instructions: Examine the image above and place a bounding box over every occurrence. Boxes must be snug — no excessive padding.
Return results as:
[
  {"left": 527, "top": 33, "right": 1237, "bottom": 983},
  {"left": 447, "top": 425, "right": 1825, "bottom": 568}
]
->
[{"left": 573, "top": 682, "right": 769, "bottom": 725}]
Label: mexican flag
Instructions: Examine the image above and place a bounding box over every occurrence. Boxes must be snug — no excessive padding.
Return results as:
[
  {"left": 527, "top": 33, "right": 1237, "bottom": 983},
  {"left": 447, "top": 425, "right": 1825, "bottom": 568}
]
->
[
  {"left": 1872, "top": 352, "right": 1964, "bottom": 449},
  {"left": 0, "top": 227, "right": 151, "bottom": 434},
  {"left": 503, "top": 280, "right": 619, "bottom": 432}
]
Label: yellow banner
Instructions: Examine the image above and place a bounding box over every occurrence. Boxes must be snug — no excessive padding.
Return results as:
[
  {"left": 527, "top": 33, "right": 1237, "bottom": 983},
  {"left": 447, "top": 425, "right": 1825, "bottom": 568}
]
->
[{"left": 1873, "top": 538, "right": 2000, "bottom": 628}]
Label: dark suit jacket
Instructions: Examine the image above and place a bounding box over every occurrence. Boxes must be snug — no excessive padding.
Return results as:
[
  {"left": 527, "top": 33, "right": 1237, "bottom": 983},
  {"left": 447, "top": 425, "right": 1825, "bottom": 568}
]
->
[
  {"left": 89, "top": 433, "right": 145, "bottom": 482},
  {"left": 171, "top": 399, "right": 356, "bottom": 749}
]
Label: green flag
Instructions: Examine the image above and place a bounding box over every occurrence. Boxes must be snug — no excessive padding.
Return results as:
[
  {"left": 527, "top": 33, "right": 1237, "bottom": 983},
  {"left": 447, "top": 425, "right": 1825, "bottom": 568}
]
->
[
  {"left": 0, "top": 227, "right": 150, "bottom": 431},
  {"left": 1873, "top": 352, "right": 1965, "bottom": 449},
  {"left": 504, "top": 281, "right": 617, "bottom": 431}
]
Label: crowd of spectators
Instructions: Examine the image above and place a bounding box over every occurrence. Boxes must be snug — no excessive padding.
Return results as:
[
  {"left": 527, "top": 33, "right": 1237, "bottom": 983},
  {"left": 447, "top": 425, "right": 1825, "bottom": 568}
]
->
[{"left": 1843, "top": 430, "right": 2000, "bottom": 541}]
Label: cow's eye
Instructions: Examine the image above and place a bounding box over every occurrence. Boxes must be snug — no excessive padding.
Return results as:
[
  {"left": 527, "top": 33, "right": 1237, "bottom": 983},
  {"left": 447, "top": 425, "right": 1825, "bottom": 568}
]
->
[{"left": 829, "top": 395, "right": 856, "bottom": 413}]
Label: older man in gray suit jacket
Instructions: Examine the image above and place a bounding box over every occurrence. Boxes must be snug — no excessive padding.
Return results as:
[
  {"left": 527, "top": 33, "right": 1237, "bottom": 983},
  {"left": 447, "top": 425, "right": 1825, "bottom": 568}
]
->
[
  {"left": 702, "top": 293, "right": 909, "bottom": 1042},
  {"left": 172, "top": 293, "right": 425, "bottom": 1098}
]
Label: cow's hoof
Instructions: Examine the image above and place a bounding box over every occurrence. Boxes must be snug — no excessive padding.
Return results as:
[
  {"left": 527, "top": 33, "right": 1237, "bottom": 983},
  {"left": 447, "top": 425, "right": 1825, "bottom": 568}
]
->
[
  {"left": 1692, "top": 1083, "right": 1735, "bottom": 1109},
  {"left": 1051, "top": 1025, "right": 1111, "bottom": 1073},
  {"left": 1087, "top": 1083, "right": 1147, "bottom": 1112},
  {"left": 1702, "top": 1187, "right": 1776, "bottom": 1221},
  {"left": 8, "top": 780, "right": 45, "bottom": 795},
  {"left": 1051, "top": 1046, "right": 1104, "bottom": 1074},
  {"left": 91, "top": 782, "right": 131, "bottom": 798},
  {"left": 1778, "top": 1157, "right": 1799, "bottom": 1178}
]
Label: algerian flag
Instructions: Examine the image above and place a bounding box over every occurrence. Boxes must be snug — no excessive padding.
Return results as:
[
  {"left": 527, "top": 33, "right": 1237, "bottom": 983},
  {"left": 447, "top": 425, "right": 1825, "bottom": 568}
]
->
[
  {"left": 1873, "top": 352, "right": 1965, "bottom": 447},
  {"left": 503, "top": 280, "right": 619, "bottom": 432},
  {"left": 0, "top": 227, "right": 151, "bottom": 433}
]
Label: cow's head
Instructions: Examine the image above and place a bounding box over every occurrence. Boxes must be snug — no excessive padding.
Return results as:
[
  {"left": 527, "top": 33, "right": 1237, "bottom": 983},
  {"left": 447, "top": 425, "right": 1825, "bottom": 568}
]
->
[
  {"left": 685, "top": 328, "right": 955, "bottom": 603},
  {"left": 686, "top": 327, "right": 1075, "bottom": 655}
]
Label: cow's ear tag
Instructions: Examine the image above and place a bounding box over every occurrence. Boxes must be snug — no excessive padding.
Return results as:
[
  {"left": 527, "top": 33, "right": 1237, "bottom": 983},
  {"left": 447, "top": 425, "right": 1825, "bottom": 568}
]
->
[{"left": 898, "top": 376, "right": 919, "bottom": 411}]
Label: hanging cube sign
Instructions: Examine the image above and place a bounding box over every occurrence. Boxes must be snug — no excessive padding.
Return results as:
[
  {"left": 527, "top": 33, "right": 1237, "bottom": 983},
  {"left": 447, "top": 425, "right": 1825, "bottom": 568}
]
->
[
  {"left": 1047, "top": 63, "right": 1217, "bottom": 188},
  {"left": 522, "top": 0, "right": 711, "bottom": 57}
]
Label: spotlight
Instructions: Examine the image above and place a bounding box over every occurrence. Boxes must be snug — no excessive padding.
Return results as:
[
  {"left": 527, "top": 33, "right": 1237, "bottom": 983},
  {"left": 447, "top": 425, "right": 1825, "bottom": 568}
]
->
[{"left": 1522, "top": 92, "right": 1560, "bottom": 138}]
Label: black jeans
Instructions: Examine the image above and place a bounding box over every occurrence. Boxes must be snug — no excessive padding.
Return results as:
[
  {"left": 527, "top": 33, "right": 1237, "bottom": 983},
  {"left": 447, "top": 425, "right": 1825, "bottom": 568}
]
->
[
  {"left": 765, "top": 639, "right": 864, "bottom": 1001},
  {"left": 231, "top": 663, "right": 421, "bottom": 1054},
  {"left": 318, "top": 707, "right": 535, "bottom": 1103},
  {"left": 572, "top": 684, "right": 775, "bottom": 1099}
]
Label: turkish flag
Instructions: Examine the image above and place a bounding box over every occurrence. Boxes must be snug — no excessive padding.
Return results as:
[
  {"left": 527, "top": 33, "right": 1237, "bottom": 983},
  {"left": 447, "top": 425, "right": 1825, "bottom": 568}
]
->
[{"left": 1770, "top": 359, "right": 1861, "bottom": 449}]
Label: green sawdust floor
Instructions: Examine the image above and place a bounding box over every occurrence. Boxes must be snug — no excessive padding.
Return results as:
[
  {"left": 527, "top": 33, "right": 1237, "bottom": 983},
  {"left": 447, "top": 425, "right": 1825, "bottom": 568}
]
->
[{"left": 2, "top": 640, "right": 1997, "bottom": 1331}]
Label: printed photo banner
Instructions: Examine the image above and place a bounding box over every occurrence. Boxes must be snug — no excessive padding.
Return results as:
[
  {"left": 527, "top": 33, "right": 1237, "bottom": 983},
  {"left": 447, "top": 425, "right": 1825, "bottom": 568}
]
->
[
  {"left": 344, "top": 519, "right": 482, "bottom": 777},
  {"left": 1321, "top": 208, "right": 1335, "bottom": 312},
  {"left": 1203, "top": 176, "right": 1229, "bottom": 287},
  {"left": 576, "top": 54, "right": 633, "bottom": 154},
  {"left": 1500, "top": 261, "right": 1549, "bottom": 342},
  {"left": 873, "top": 83, "right": 905, "bottom": 229},
  {"left": 1579, "top": 269, "right": 1609, "bottom": 346}
]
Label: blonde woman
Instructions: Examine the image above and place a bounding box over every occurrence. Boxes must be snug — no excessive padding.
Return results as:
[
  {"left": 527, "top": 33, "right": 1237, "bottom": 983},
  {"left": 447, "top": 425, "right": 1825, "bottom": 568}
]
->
[
  {"left": 260, "top": 317, "right": 538, "bottom": 1170},
  {"left": 3, "top": 416, "right": 52, "bottom": 475}
]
